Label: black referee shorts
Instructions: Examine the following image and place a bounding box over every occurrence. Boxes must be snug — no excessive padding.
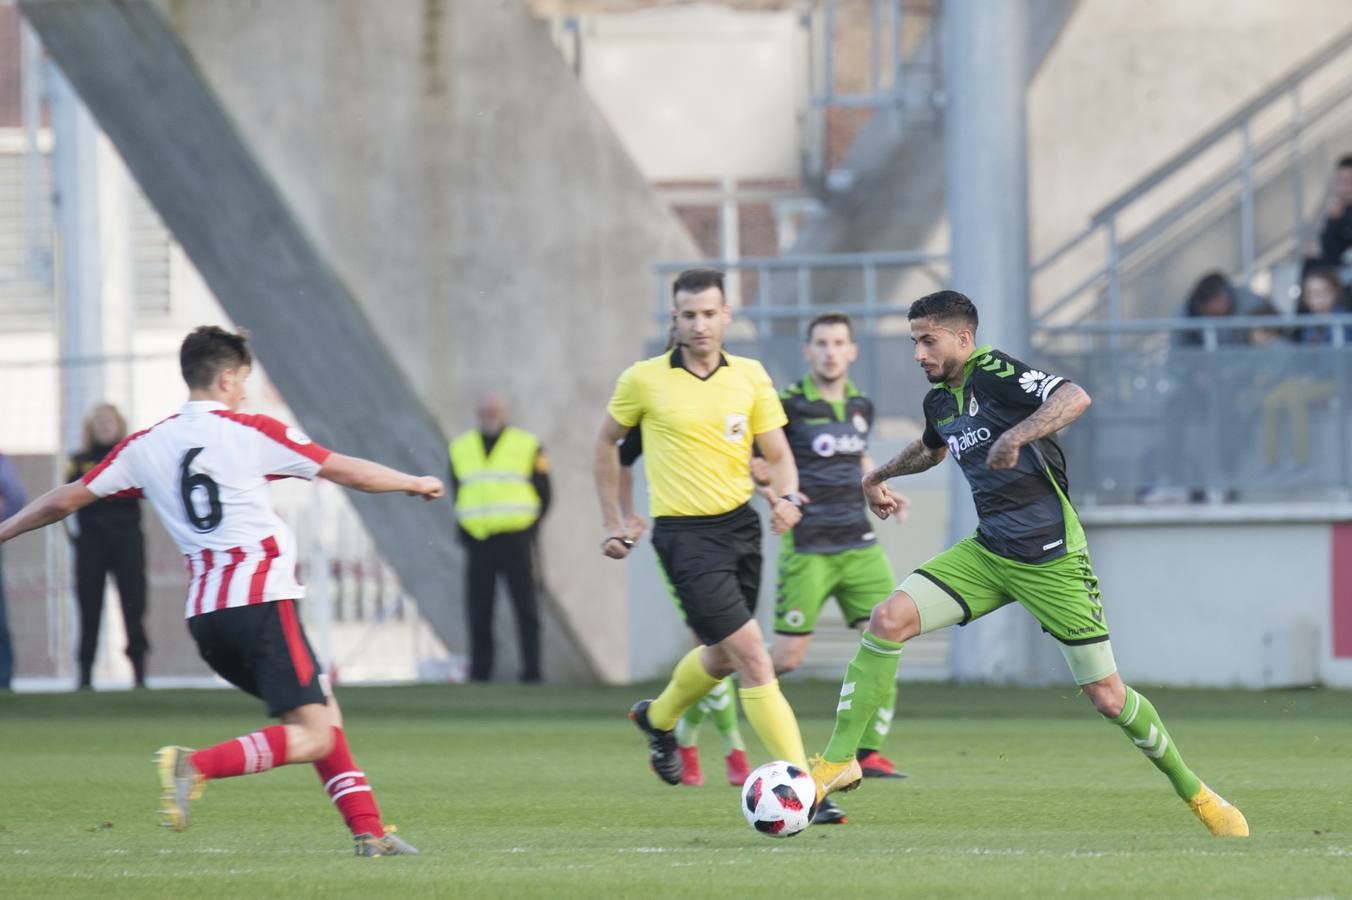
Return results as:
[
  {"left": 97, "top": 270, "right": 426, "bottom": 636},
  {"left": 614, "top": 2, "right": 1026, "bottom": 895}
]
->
[
  {"left": 188, "top": 599, "right": 328, "bottom": 717},
  {"left": 651, "top": 503, "right": 763, "bottom": 645}
]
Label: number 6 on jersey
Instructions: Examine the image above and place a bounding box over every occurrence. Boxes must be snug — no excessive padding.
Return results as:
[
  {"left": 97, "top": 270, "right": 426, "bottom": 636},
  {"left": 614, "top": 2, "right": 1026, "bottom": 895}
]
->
[{"left": 179, "top": 447, "right": 223, "bottom": 533}]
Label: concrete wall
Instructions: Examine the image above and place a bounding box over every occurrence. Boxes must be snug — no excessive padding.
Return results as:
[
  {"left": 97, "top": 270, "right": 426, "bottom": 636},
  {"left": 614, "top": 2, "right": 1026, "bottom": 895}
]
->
[
  {"left": 1011, "top": 513, "right": 1352, "bottom": 689},
  {"left": 22, "top": 0, "right": 694, "bottom": 683},
  {"left": 1029, "top": 0, "right": 1352, "bottom": 303},
  {"left": 152, "top": 0, "right": 698, "bottom": 682}
]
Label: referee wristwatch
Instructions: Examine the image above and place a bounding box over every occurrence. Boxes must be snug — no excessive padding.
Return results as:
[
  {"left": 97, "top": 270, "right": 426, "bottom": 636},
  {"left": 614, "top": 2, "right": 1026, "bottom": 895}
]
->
[{"left": 779, "top": 492, "right": 805, "bottom": 508}]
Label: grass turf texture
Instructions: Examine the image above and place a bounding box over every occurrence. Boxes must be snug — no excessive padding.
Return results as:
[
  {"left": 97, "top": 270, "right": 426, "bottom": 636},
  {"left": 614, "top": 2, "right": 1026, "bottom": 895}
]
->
[{"left": 1, "top": 682, "right": 1349, "bottom": 899}]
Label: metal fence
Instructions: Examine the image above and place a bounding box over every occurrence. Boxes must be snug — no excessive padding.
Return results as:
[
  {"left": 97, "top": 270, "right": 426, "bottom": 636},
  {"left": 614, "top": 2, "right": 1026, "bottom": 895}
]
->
[
  {"left": 651, "top": 250, "right": 949, "bottom": 328},
  {"left": 1040, "top": 315, "right": 1352, "bottom": 506},
  {"left": 649, "top": 308, "right": 1352, "bottom": 509}
]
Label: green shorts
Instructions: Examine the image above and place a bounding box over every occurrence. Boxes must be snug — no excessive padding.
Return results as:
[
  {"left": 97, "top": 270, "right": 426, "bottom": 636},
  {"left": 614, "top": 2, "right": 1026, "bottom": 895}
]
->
[
  {"left": 773, "top": 532, "right": 895, "bottom": 636},
  {"left": 900, "top": 537, "right": 1117, "bottom": 685}
]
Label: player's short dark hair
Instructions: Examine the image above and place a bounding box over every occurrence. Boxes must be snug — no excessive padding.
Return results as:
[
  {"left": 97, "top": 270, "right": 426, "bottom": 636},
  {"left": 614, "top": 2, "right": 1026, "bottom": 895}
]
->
[
  {"left": 908, "top": 290, "right": 979, "bottom": 332},
  {"left": 671, "top": 268, "right": 726, "bottom": 303},
  {"left": 1337, "top": 154, "right": 1352, "bottom": 170},
  {"left": 806, "top": 312, "right": 853, "bottom": 342},
  {"left": 180, "top": 325, "right": 253, "bottom": 389}
]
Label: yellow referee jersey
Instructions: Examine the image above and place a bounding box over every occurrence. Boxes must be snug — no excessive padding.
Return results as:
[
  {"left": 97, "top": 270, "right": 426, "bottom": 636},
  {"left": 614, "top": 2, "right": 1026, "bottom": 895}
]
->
[{"left": 608, "top": 348, "right": 787, "bottom": 517}]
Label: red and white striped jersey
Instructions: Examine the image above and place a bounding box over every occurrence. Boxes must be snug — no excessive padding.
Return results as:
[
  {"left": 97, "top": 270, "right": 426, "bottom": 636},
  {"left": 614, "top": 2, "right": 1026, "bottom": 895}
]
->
[{"left": 82, "top": 400, "right": 332, "bottom": 618}]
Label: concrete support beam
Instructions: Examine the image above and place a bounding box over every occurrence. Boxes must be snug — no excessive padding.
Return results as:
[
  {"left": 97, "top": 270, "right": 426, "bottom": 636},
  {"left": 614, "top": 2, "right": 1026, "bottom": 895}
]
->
[{"left": 21, "top": 0, "right": 468, "bottom": 660}]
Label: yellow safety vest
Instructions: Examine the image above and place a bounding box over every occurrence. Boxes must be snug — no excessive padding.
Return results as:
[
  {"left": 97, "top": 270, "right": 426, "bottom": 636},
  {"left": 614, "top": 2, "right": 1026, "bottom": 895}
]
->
[{"left": 450, "top": 426, "right": 542, "bottom": 540}]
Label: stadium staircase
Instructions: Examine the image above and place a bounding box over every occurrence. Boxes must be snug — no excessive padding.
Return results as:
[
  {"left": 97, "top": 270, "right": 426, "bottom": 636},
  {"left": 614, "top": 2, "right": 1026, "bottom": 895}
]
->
[{"left": 1031, "top": 26, "right": 1352, "bottom": 337}]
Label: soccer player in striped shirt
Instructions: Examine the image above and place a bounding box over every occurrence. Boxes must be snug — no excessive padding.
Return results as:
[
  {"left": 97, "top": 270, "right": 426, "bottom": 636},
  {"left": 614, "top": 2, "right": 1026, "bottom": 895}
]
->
[{"left": 0, "top": 326, "right": 444, "bottom": 856}]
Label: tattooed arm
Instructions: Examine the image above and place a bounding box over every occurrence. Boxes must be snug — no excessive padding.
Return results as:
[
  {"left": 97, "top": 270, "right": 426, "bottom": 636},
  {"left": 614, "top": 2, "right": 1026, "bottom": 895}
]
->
[
  {"left": 986, "top": 383, "right": 1092, "bottom": 470},
  {"left": 860, "top": 439, "right": 947, "bottom": 519}
]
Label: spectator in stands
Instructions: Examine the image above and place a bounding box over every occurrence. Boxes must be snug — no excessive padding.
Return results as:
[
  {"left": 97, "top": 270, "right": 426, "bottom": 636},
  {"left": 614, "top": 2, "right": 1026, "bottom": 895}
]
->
[
  {"left": 1256, "top": 270, "right": 1350, "bottom": 483},
  {"left": 1142, "top": 272, "right": 1252, "bottom": 502},
  {"left": 1293, "top": 263, "right": 1352, "bottom": 345},
  {"left": 1316, "top": 155, "right": 1352, "bottom": 270},
  {"left": 1245, "top": 301, "right": 1292, "bottom": 347},
  {"left": 1175, "top": 272, "right": 1247, "bottom": 347},
  {"left": 67, "top": 403, "right": 149, "bottom": 690},
  {"left": 0, "top": 450, "right": 27, "bottom": 691}
]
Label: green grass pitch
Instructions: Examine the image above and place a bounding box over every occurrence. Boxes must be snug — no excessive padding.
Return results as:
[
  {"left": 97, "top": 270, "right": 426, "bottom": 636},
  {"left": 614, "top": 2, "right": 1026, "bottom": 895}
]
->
[{"left": 1, "top": 682, "right": 1349, "bottom": 898}]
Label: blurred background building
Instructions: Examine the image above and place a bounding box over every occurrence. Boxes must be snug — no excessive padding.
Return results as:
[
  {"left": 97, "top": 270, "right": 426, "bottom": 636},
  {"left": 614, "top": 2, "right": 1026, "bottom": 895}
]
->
[{"left": 4, "top": 0, "right": 1352, "bottom": 690}]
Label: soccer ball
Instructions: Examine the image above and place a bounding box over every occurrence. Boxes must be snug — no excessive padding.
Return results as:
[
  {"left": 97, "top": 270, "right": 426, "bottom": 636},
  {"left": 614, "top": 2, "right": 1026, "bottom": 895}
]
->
[{"left": 740, "top": 760, "right": 817, "bottom": 838}]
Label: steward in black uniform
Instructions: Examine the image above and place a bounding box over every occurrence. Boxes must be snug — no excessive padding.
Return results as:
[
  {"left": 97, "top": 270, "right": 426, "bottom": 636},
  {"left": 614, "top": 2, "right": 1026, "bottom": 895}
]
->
[{"left": 68, "top": 443, "right": 148, "bottom": 688}]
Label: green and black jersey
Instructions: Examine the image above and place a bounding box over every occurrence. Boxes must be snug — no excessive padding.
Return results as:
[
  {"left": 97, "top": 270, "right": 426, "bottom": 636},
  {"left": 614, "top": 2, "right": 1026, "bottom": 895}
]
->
[
  {"left": 920, "top": 345, "right": 1085, "bottom": 564},
  {"left": 780, "top": 375, "right": 876, "bottom": 554}
]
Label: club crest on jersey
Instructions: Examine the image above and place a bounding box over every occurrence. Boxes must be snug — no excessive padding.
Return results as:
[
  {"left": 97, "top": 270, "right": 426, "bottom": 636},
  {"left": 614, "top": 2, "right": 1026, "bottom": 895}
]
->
[
  {"left": 945, "top": 425, "right": 992, "bottom": 461},
  {"left": 968, "top": 393, "right": 979, "bottom": 417},
  {"left": 811, "top": 432, "right": 868, "bottom": 457},
  {"left": 852, "top": 413, "right": 868, "bottom": 433},
  {"left": 724, "top": 414, "right": 748, "bottom": 441}
]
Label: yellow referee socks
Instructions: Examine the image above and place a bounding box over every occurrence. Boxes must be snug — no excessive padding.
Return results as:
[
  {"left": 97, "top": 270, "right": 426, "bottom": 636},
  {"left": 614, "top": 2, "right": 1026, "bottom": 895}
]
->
[
  {"left": 648, "top": 647, "right": 721, "bottom": 731},
  {"left": 739, "top": 679, "right": 808, "bottom": 770}
]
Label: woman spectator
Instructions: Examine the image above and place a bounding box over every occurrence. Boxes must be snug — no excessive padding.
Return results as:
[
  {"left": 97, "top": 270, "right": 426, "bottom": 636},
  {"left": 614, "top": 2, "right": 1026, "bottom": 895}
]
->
[
  {"left": 1293, "top": 263, "right": 1352, "bottom": 345},
  {"left": 67, "top": 403, "right": 148, "bottom": 689},
  {"left": 1257, "top": 268, "right": 1350, "bottom": 483},
  {"left": 1176, "top": 271, "right": 1247, "bottom": 347}
]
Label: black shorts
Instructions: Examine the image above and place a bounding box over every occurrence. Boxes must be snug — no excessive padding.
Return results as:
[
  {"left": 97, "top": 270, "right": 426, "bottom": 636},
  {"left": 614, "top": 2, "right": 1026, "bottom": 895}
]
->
[
  {"left": 651, "top": 503, "right": 763, "bottom": 645},
  {"left": 188, "top": 599, "right": 327, "bottom": 717}
]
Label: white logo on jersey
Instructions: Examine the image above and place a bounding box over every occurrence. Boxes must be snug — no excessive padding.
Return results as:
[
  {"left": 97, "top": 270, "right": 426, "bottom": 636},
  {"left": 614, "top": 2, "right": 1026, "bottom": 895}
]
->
[
  {"left": 286, "top": 427, "right": 312, "bottom": 445},
  {"left": 968, "top": 393, "right": 980, "bottom": 417},
  {"left": 945, "top": 426, "right": 993, "bottom": 461},
  {"left": 852, "top": 413, "right": 868, "bottom": 433},
  {"left": 811, "top": 432, "right": 868, "bottom": 457},
  {"left": 1019, "top": 370, "right": 1048, "bottom": 394},
  {"left": 724, "top": 414, "right": 748, "bottom": 441}
]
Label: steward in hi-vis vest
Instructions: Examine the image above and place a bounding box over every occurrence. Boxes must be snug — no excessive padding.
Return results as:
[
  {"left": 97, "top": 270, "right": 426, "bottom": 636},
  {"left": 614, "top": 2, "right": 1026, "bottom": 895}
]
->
[
  {"left": 448, "top": 392, "right": 551, "bottom": 683},
  {"left": 449, "top": 426, "right": 543, "bottom": 540}
]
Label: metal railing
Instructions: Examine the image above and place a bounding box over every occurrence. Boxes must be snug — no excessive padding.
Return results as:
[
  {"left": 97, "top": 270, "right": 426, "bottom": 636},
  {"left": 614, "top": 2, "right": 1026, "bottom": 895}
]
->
[
  {"left": 1038, "top": 314, "right": 1352, "bottom": 507},
  {"left": 801, "top": 0, "right": 942, "bottom": 184},
  {"left": 651, "top": 249, "right": 949, "bottom": 329},
  {"left": 1032, "top": 27, "right": 1352, "bottom": 328},
  {"left": 807, "top": 0, "right": 939, "bottom": 111}
]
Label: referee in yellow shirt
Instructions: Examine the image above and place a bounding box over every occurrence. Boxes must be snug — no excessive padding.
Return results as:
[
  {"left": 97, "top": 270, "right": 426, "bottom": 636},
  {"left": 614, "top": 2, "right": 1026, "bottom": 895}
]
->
[{"left": 594, "top": 268, "right": 812, "bottom": 790}]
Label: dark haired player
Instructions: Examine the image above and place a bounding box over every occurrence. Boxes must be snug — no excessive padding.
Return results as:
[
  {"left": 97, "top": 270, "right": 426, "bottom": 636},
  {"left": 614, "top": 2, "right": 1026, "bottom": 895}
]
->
[
  {"left": 0, "top": 326, "right": 444, "bottom": 856},
  {"left": 808, "top": 292, "right": 1249, "bottom": 837}
]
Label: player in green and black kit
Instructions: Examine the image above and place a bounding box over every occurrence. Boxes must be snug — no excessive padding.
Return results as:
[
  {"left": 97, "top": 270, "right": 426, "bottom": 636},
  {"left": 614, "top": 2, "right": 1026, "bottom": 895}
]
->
[
  {"left": 809, "top": 290, "right": 1249, "bottom": 837},
  {"left": 765, "top": 313, "right": 909, "bottom": 781}
]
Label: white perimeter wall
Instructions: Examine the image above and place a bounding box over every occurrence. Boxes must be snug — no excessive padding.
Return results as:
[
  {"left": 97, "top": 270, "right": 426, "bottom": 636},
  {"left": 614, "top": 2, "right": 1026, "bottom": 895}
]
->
[{"left": 1074, "top": 516, "right": 1352, "bottom": 688}]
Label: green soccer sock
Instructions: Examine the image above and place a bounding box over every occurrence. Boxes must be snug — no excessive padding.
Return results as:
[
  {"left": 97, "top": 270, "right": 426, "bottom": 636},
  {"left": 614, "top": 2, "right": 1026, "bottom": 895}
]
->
[
  {"left": 823, "top": 632, "right": 904, "bottom": 763},
  {"left": 857, "top": 674, "right": 898, "bottom": 753},
  {"left": 705, "top": 677, "right": 745, "bottom": 753},
  {"left": 1108, "top": 684, "right": 1202, "bottom": 801},
  {"left": 675, "top": 703, "right": 706, "bottom": 748},
  {"left": 674, "top": 677, "right": 743, "bottom": 750}
]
